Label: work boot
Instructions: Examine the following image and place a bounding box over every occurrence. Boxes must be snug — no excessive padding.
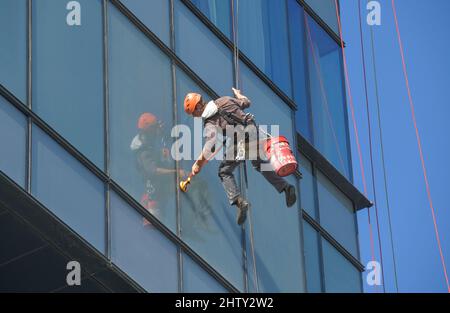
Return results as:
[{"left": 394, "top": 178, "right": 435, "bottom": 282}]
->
[
  {"left": 235, "top": 197, "right": 249, "bottom": 226},
  {"left": 284, "top": 184, "right": 297, "bottom": 208}
]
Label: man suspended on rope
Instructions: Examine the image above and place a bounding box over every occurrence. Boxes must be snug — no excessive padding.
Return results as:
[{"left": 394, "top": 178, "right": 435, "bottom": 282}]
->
[{"left": 183, "top": 88, "right": 297, "bottom": 226}]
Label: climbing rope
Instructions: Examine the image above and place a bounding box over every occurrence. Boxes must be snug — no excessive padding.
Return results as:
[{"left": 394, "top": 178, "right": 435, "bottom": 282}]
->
[
  {"left": 391, "top": 0, "right": 450, "bottom": 293},
  {"left": 357, "top": 0, "right": 386, "bottom": 292},
  {"left": 333, "top": 0, "right": 379, "bottom": 292},
  {"left": 367, "top": 0, "right": 399, "bottom": 292},
  {"left": 231, "top": 0, "right": 260, "bottom": 293}
]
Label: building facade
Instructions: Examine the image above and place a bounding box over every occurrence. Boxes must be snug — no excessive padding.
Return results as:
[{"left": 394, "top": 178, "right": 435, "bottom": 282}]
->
[{"left": 0, "top": 0, "right": 370, "bottom": 292}]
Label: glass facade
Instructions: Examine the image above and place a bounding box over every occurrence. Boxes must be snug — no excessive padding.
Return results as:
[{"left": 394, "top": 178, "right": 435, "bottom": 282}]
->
[
  {"left": 322, "top": 240, "right": 362, "bottom": 293},
  {"left": 190, "top": 0, "right": 232, "bottom": 38},
  {"left": 0, "top": 0, "right": 27, "bottom": 103},
  {"left": 175, "top": 0, "right": 234, "bottom": 97},
  {"left": 109, "top": 3, "right": 177, "bottom": 232},
  {"left": 317, "top": 171, "right": 358, "bottom": 256},
  {"left": 31, "top": 125, "right": 105, "bottom": 253},
  {"left": 110, "top": 191, "right": 178, "bottom": 292},
  {"left": 236, "top": 0, "right": 292, "bottom": 97},
  {"left": 304, "top": 0, "right": 339, "bottom": 34},
  {"left": 32, "top": 0, "right": 104, "bottom": 169},
  {"left": 120, "top": 0, "right": 170, "bottom": 46},
  {"left": 0, "top": 0, "right": 365, "bottom": 293},
  {"left": 0, "top": 95, "right": 26, "bottom": 187}
]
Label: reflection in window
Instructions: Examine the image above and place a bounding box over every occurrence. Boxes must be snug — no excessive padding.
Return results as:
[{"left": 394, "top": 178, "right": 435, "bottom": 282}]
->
[
  {"left": 182, "top": 253, "right": 228, "bottom": 293},
  {"left": 176, "top": 68, "right": 244, "bottom": 291},
  {"left": 322, "top": 240, "right": 362, "bottom": 293},
  {"left": 110, "top": 191, "right": 178, "bottom": 292},
  {"left": 303, "top": 221, "right": 323, "bottom": 293},
  {"left": 190, "top": 0, "right": 232, "bottom": 39},
  {"left": 120, "top": 0, "right": 170, "bottom": 46},
  {"left": 109, "top": 3, "right": 177, "bottom": 232},
  {"left": 236, "top": 0, "right": 292, "bottom": 97},
  {"left": 0, "top": 96, "right": 26, "bottom": 187},
  {"left": 317, "top": 171, "right": 358, "bottom": 257},
  {"left": 287, "top": 0, "right": 312, "bottom": 142},
  {"left": 304, "top": 13, "right": 351, "bottom": 178},
  {"left": 31, "top": 125, "right": 105, "bottom": 253},
  {"left": 32, "top": 0, "right": 104, "bottom": 168},
  {"left": 0, "top": 0, "right": 27, "bottom": 102},
  {"left": 175, "top": 0, "right": 234, "bottom": 97}
]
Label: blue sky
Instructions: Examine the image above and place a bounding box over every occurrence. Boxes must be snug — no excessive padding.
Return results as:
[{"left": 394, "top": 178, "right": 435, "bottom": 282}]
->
[{"left": 341, "top": 0, "right": 450, "bottom": 292}]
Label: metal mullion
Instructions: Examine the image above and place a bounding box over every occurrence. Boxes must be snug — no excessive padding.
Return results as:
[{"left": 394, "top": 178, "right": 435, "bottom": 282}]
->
[
  {"left": 169, "top": 0, "right": 183, "bottom": 294},
  {"left": 26, "top": 0, "right": 32, "bottom": 194},
  {"left": 311, "top": 164, "right": 326, "bottom": 292},
  {"left": 296, "top": 0, "right": 342, "bottom": 46},
  {"left": 102, "top": 0, "right": 112, "bottom": 262},
  {"left": 303, "top": 210, "right": 365, "bottom": 272}
]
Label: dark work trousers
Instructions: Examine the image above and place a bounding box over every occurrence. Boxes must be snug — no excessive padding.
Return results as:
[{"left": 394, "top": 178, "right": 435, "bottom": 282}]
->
[{"left": 218, "top": 157, "right": 289, "bottom": 205}]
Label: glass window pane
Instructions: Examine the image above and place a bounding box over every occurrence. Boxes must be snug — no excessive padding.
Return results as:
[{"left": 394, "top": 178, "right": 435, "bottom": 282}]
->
[
  {"left": 239, "top": 61, "right": 294, "bottom": 146},
  {"left": 0, "top": 0, "right": 27, "bottom": 102},
  {"left": 120, "top": 0, "right": 170, "bottom": 46},
  {"left": 239, "top": 62, "right": 304, "bottom": 292},
  {"left": 183, "top": 253, "right": 228, "bottom": 293},
  {"left": 322, "top": 239, "right": 362, "bottom": 293},
  {"left": 31, "top": 125, "right": 105, "bottom": 253},
  {"left": 287, "top": 0, "right": 312, "bottom": 141},
  {"left": 0, "top": 95, "right": 26, "bottom": 187},
  {"left": 304, "top": 14, "right": 351, "bottom": 178},
  {"left": 190, "top": 0, "right": 232, "bottom": 39},
  {"left": 108, "top": 3, "right": 176, "bottom": 232},
  {"left": 110, "top": 191, "right": 178, "bottom": 292},
  {"left": 236, "top": 0, "right": 292, "bottom": 97},
  {"left": 305, "top": 0, "right": 339, "bottom": 34},
  {"left": 303, "top": 221, "right": 322, "bottom": 293},
  {"left": 32, "top": 0, "right": 104, "bottom": 168},
  {"left": 175, "top": 0, "right": 234, "bottom": 97},
  {"left": 176, "top": 68, "right": 244, "bottom": 291},
  {"left": 299, "top": 154, "right": 316, "bottom": 219},
  {"left": 317, "top": 171, "right": 358, "bottom": 256},
  {"left": 246, "top": 175, "right": 305, "bottom": 292}
]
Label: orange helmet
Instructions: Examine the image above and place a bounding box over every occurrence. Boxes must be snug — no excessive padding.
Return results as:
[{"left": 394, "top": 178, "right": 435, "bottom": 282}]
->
[
  {"left": 184, "top": 93, "right": 202, "bottom": 115},
  {"left": 138, "top": 113, "right": 157, "bottom": 130}
]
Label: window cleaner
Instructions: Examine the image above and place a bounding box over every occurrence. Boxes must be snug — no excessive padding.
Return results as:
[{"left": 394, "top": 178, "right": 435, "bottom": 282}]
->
[{"left": 180, "top": 88, "right": 298, "bottom": 226}]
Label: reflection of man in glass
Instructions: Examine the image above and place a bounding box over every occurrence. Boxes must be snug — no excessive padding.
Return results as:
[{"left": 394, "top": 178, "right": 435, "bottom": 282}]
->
[{"left": 131, "top": 113, "right": 185, "bottom": 226}]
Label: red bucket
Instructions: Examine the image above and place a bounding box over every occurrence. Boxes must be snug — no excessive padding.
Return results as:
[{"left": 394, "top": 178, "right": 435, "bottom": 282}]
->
[{"left": 263, "top": 136, "right": 298, "bottom": 177}]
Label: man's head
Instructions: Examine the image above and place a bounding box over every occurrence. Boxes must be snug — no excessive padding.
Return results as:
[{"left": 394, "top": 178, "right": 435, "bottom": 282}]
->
[
  {"left": 184, "top": 93, "right": 205, "bottom": 118},
  {"left": 138, "top": 112, "right": 157, "bottom": 130},
  {"left": 137, "top": 112, "right": 163, "bottom": 140}
]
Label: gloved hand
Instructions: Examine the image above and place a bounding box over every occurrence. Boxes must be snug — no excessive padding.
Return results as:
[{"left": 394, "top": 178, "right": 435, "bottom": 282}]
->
[{"left": 192, "top": 162, "right": 201, "bottom": 176}]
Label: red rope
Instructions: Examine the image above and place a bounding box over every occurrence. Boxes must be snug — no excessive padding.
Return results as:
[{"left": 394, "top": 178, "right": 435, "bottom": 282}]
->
[
  {"left": 391, "top": 0, "right": 450, "bottom": 293},
  {"left": 333, "top": 0, "right": 378, "bottom": 291}
]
